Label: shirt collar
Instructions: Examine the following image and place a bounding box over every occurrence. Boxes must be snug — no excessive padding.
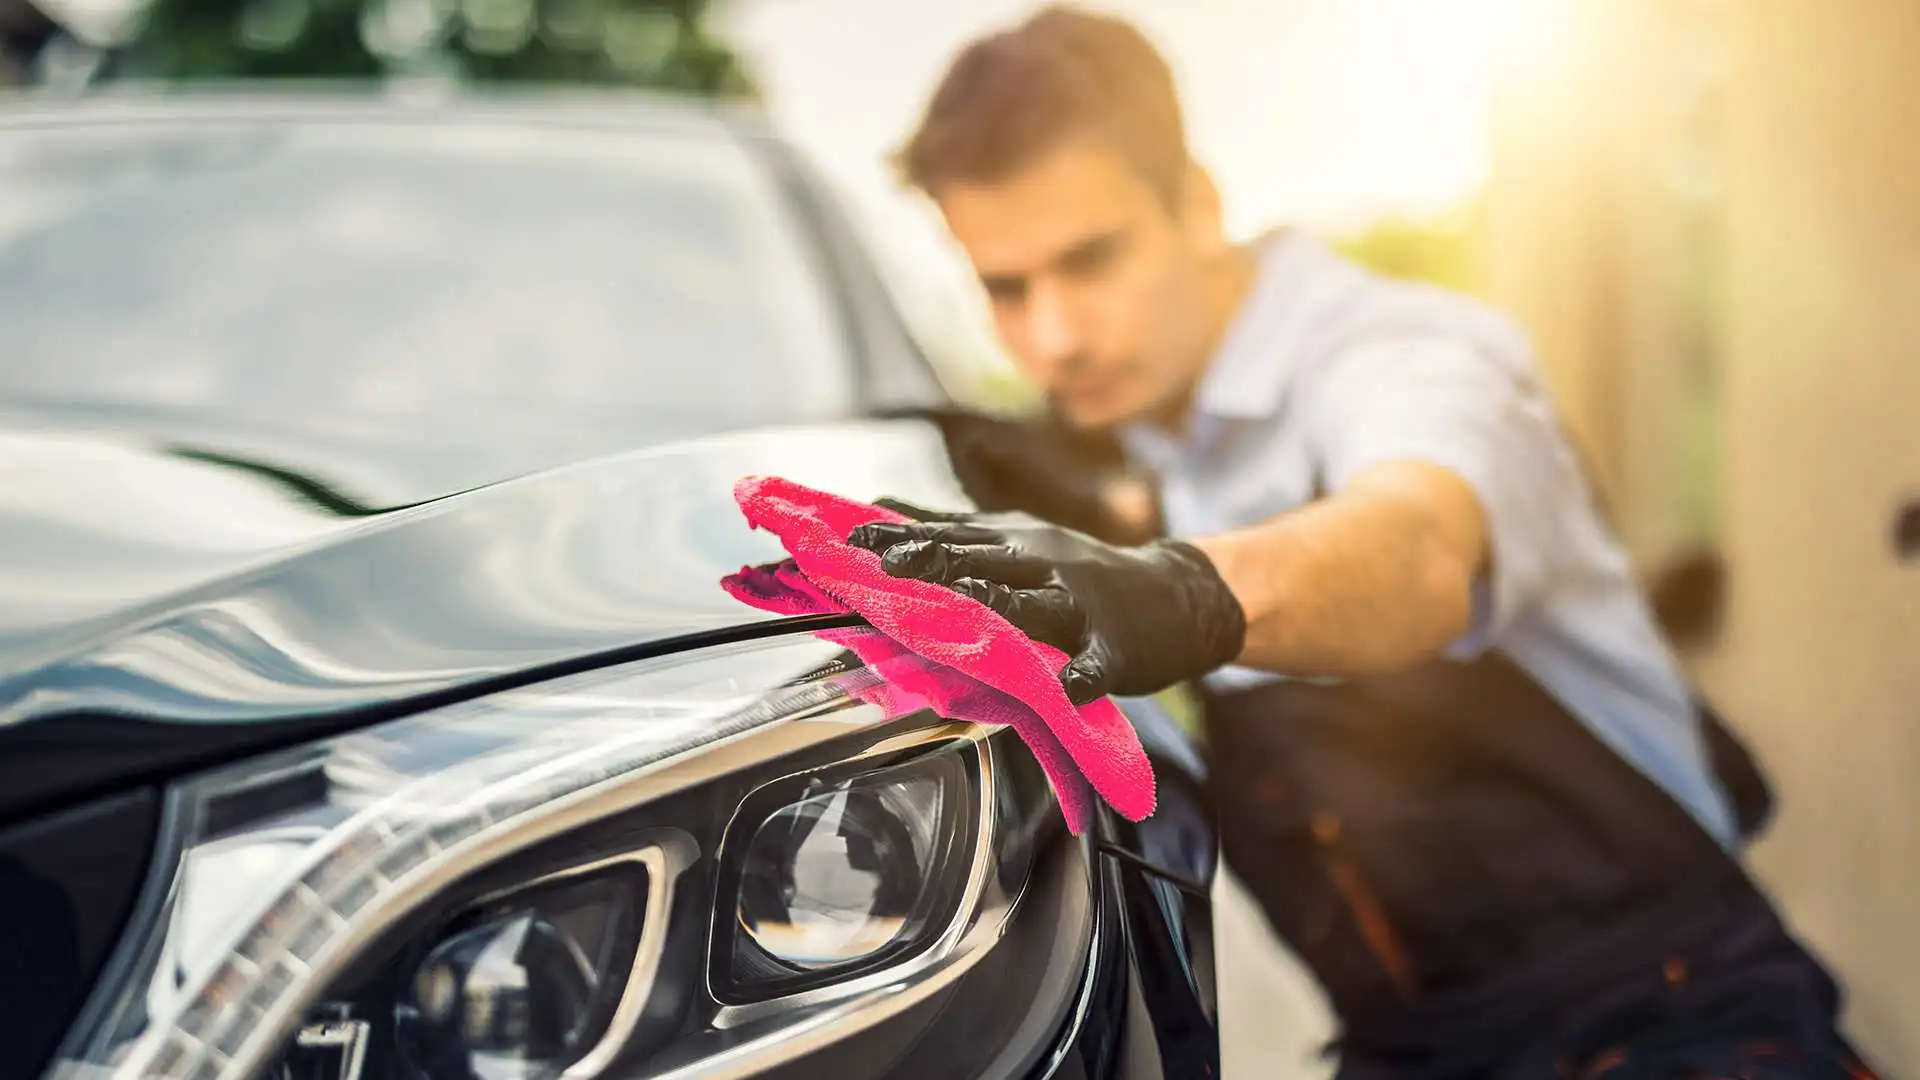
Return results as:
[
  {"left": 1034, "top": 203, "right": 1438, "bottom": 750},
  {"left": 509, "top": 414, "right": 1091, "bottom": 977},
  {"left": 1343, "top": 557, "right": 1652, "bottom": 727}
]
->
[
  {"left": 1119, "top": 227, "right": 1327, "bottom": 464},
  {"left": 1194, "top": 226, "right": 1330, "bottom": 419}
]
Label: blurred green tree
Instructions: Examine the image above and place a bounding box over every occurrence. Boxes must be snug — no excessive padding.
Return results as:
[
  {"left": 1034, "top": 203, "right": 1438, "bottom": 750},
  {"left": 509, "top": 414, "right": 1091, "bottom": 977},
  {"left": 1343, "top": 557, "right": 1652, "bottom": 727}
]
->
[
  {"left": 107, "top": 0, "right": 755, "bottom": 94},
  {"left": 1330, "top": 200, "right": 1487, "bottom": 296}
]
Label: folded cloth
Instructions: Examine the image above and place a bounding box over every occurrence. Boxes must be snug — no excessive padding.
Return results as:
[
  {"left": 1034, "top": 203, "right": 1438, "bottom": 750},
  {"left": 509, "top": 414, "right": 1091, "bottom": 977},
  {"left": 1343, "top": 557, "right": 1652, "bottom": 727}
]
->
[
  {"left": 728, "top": 475, "right": 1156, "bottom": 830},
  {"left": 723, "top": 560, "right": 1097, "bottom": 833}
]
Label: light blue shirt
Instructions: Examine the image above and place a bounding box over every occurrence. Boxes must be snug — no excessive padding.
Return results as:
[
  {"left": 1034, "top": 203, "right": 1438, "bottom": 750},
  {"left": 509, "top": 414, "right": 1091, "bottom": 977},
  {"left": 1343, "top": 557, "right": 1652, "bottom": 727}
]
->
[{"left": 1120, "top": 229, "right": 1739, "bottom": 847}]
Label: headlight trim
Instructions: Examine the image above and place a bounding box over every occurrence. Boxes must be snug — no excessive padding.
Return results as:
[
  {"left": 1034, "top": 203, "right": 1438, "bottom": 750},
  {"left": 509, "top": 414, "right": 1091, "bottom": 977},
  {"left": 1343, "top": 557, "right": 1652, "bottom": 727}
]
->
[
  {"left": 106, "top": 661, "right": 885, "bottom": 1080},
  {"left": 463, "top": 835, "right": 699, "bottom": 1080}
]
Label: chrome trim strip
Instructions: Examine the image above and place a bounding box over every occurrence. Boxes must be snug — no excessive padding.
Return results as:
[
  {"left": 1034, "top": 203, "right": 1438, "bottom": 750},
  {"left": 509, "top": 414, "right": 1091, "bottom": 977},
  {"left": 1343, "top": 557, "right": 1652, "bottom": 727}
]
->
[
  {"left": 551, "top": 835, "right": 698, "bottom": 1080},
  {"left": 1030, "top": 836, "right": 1110, "bottom": 1080},
  {"left": 972, "top": 840, "right": 1097, "bottom": 1080}
]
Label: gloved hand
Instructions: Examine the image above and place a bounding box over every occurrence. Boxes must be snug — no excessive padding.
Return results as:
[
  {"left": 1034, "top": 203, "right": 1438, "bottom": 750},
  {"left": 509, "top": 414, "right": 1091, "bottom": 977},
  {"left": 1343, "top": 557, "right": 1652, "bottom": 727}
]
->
[
  {"left": 878, "top": 405, "right": 1162, "bottom": 545},
  {"left": 849, "top": 500, "right": 1246, "bottom": 705}
]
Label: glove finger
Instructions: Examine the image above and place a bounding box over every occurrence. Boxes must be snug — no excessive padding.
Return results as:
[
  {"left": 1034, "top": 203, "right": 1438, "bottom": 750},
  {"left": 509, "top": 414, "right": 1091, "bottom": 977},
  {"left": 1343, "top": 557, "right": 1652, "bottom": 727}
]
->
[
  {"left": 1060, "top": 641, "right": 1114, "bottom": 707},
  {"left": 872, "top": 496, "right": 971, "bottom": 523},
  {"left": 878, "top": 540, "right": 1052, "bottom": 588},
  {"left": 951, "top": 579, "right": 1085, "bottom": 653},
  {"left": 847, "top": 520, "right": 1002, "bottom": 553}
]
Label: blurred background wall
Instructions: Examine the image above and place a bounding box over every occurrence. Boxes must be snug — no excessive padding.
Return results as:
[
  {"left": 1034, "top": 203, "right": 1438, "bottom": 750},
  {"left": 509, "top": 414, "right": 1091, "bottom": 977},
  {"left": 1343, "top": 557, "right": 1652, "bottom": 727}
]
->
[{"left": 1482, "top": 0, "right": 1920, "bottom": 1068}]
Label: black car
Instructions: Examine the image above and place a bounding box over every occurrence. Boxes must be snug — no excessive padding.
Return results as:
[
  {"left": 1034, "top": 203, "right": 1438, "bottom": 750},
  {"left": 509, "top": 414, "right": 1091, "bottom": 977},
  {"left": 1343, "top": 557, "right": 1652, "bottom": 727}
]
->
[{"left": 0, "top": 91, "right": 1220, "bottom": 1080}]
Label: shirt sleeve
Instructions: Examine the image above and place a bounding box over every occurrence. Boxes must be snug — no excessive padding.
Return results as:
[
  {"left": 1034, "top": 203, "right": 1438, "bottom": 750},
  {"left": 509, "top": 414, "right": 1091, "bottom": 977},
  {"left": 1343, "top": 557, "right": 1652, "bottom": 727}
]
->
[{"left": 1308, "top": 335, "right": 1588, "bottom": 658}]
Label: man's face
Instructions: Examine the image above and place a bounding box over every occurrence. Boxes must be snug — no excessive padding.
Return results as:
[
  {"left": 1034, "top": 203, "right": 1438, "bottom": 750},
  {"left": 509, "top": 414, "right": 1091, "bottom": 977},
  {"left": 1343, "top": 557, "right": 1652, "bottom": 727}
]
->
[{"left": 934, "top": 140, "right": 1217, "bottom": 430}]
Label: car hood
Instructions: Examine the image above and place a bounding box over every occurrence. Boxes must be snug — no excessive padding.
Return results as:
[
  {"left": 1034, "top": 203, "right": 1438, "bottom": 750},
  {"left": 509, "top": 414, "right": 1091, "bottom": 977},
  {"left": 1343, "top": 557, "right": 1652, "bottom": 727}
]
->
[{"left": 0, "top": 416, "right": 971, "bottom": 815}]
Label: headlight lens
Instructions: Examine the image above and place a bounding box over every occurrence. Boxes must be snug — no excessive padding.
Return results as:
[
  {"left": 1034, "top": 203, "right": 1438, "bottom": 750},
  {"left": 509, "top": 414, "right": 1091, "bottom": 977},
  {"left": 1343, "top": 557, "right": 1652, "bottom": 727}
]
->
[
  {"left": 727, "top": 751, "right": 972, "bottom": 991},
  {"left": 739, "top": 780, "right": 937, "bottom": 971},
  {"left": 48, "top": 632, "right": 1075, "bottom": 1080},
  {"left": 393, "top": 868, "right": 643, "bottom": 1080}
]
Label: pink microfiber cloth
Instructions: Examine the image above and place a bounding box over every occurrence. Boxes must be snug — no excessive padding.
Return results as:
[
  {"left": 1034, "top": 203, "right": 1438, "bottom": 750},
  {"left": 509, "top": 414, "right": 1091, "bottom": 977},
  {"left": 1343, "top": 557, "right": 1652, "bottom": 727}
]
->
[
  {"left": 724, "top": 561, "right": 1097, "bottom": 832},
  {"left": 723, "top": 475, "right": 1156, "bottom": 834}
]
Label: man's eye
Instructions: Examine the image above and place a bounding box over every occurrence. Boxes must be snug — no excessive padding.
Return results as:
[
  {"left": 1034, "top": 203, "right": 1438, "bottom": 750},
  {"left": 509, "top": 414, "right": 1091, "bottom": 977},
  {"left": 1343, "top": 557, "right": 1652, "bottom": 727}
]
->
[
  {"left": 981, "top": 276, "right": 1027, "bottom": 304},
  {"left": 1058, "top": 234, "right": 1123, "bottom": 278}
]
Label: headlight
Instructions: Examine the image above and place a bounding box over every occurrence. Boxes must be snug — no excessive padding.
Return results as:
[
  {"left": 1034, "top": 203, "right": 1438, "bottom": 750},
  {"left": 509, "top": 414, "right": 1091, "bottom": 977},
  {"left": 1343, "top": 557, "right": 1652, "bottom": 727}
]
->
[
  {"left": 391, "top": 859, "right": 649, "bottom": 1080},
  {"left": 725, "top": 751, "right": 971, "bottom": 987},
  {"left": 47, "top": 631, "right": 1092, "bottom": 1080}
]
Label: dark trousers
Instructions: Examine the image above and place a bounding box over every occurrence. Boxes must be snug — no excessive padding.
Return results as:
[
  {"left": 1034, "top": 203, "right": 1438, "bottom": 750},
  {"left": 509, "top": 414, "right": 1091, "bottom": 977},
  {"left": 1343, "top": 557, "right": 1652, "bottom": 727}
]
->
[
  {"left": 1199, "top": 656, "right": 1881, "bottom": 1080},
  {"left": 1319, "top": 882, "right": 1877, "bottom": 1080},
  {"left": 1335, "top": 1035, "right": 1881, "bottom": 1080}
]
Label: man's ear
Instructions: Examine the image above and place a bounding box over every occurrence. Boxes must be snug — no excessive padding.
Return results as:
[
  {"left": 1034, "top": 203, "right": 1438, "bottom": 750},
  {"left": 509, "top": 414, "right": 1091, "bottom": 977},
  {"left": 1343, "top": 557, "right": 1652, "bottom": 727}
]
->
[{"left": 1178, "top": 160, "right": 1228, "bottom": 255}]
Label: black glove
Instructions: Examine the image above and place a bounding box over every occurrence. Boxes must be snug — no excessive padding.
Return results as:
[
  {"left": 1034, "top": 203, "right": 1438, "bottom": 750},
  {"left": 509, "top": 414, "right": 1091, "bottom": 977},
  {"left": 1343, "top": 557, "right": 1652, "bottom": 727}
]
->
[
  {"left": 878, "top": 406, "right": 1162, "bottom": 545},
  {"left": 850, "top": 500, "right": 1246, "bottom": 705}
]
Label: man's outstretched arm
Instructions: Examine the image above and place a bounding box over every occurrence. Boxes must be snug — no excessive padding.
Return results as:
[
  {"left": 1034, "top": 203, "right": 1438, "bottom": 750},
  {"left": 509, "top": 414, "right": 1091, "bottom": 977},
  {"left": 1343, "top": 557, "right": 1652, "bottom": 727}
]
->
[
  {"left": 1192, "top": 459, "right": 1489, "bottom": 677},
  {"left": 853, "top": 339, "right": 1557, "bottom": 703},
  {"left": 852, "top": 457, "right": 1493, "bottom": 703}
]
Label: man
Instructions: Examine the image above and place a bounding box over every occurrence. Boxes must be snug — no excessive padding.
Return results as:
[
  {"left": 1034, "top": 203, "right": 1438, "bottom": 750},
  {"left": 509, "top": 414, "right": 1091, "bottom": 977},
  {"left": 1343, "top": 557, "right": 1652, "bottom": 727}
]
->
[{"left": 850, "top": 8, "right": 1874, "bottom": 1079}]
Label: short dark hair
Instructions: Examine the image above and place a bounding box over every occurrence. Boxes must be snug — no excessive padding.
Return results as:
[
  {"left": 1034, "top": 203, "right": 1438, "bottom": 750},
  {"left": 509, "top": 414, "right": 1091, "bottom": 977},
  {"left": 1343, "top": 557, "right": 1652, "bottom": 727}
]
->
[{"left": 895, "top": 6, "right": 1189, "bottom": 209}]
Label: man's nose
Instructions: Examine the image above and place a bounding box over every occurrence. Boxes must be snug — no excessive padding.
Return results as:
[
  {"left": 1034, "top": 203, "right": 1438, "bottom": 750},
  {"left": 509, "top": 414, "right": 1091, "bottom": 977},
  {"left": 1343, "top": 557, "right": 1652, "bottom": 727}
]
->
[{"left": 1024, "top": 279, "right": 1083, "bottom": 374}]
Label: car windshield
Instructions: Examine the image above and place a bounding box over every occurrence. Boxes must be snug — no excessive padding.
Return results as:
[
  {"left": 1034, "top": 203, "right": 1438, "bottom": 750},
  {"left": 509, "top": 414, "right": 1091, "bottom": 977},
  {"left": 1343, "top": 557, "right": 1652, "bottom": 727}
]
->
[{"left": 0, "top": 116, "right": 859, "bottom": 443}]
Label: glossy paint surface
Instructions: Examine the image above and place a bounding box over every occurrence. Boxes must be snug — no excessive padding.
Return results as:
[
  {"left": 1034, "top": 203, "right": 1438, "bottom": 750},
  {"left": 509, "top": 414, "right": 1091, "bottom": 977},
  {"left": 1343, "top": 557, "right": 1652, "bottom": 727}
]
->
[
  {"left": 0, "top": 420, "right": 974, "bottom": 814},
  {"left": 0, "top": 93, "right": 954, "bottom": 816}
]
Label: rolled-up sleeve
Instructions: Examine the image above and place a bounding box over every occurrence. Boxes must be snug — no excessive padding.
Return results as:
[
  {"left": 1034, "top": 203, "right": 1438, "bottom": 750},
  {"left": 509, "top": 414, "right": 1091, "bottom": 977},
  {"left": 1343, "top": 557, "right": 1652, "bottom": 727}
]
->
[{"left": 1308, "top": 335, "right": 1583, "bottom": 658}]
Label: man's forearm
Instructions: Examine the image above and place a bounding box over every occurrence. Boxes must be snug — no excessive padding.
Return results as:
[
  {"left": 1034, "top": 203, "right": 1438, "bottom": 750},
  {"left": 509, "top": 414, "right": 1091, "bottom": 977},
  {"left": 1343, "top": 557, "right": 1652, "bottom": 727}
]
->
[{"left": 1187, "top": 462, "right": 1486, "bottom": 676}]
